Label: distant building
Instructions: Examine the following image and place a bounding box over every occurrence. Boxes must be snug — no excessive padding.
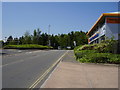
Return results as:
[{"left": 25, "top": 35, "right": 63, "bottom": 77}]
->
[{"left": 87, "top": 12, "right": 120, "bottom": 44}]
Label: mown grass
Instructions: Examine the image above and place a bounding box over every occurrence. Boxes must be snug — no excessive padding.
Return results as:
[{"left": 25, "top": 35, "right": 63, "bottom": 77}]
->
[{"left": 3, "top": 44, "right": 53, "bottom": 49}]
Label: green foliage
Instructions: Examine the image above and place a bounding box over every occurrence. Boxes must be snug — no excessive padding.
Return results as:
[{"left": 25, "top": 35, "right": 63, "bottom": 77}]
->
[
  {"left": 78, "top": 53, "right": 120, "bottom": 64},
  {"left": 4, "top": 30, "right": 87, "bottom": 49},
  {"left": 74, "top": 38, "right": 120, "bottom": 64},
  {"left": 74, "top": 45, "right": 82, "bottom": 52},
  {"left": 78, "top": 44, "right": 97, "bottom": 50},
  {"left": 77, "top": 39, "right": 118, "bottom": 53},
  {"left": 75, "top": 50, "right": 97, "bottom": 59},
  {"left": 3, "top": 44, "right": 53, "bottom": 49},
  {"left": 0, "top": 40, "right": 4, "bottom": 48},
  {"left": 6, "top": 36, "right": 13, "bottom": 45},
  {"left": 24, "top": 31, "right": 32, "bottom": 44}
]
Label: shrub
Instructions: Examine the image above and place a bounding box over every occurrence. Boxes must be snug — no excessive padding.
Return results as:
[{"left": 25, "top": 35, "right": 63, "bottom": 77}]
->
[
  {"left": 74, "top": 45, "right": 82, "bottom": 52},
  {"left": 3, "top": 44, "right": 53, "bottom": 49},
  {"left": 76, "top": 39, "right": 118, "bottom": 53},
  {"left": 78, "top": 53, "right": 120, "bottom": 64},
  {"left": 75, "top": 50, "right": 97, "bottom": 59},
  {"left": 101, "top": 39, "right": 118, "bottom": 53},
  {"left": 78, "top": 53, "right": 110, "bottom": 63},
  {"left": 74, "top": 38, "right": 120, "bottom": 64},
  {"left": 77, "top": 44, "right": 97, "bottom": 51},
  {"left": 94, "top": 43, "right": 108, "bottom": 53},
  {"left": 108, "top": 54, "right": 120, "bottom": 64}
]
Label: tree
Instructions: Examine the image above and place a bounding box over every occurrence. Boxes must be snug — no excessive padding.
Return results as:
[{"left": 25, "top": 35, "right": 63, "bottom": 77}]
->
[
  {"left": 0, "top": 40, "right": 4, "bottom": 48},
  {"left": 54, "top": 35, "right": 59, "bottom": 49},
  {"left": 32, "top": 28, "right": 42, "bottom": 44},
  {"left": 36, "top": 28, "right": 41, "bottom": 45},
  {"left": 12, "top": 38, "right": 19, "bottom": 45},
  {"left": 34, "top": 29, "right": 37, "bottom": 36},
  {"left": 33, "top": 29, "right": 37, "bottom": 44},
  {"left": 24, "top": 31, "right": 32, "bottom": 44},
  {"left": 41, "top": 33, "right": 48, "bottom": 46},
  {"left": 6, "top": 36, "right": 13, "bottom": 45},
  {"left": 19, "top": 36, "right": 25, "bottom": 44},
  {"left": 3, "top": 28, "right": 88, "bottom": 50}
]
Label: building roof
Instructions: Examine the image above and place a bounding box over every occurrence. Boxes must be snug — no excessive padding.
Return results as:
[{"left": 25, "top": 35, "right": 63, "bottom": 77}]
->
[{"left": 86, "top": 12, "right": 120, "bottom": 35}]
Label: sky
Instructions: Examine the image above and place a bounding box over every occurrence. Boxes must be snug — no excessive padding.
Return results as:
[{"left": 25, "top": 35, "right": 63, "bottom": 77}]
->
[
  {"left": 2, "top": 2, "right": 119, "bottom": 40},
  {"left": 0, "top": 2, "right": 2, "bottom": 40}
]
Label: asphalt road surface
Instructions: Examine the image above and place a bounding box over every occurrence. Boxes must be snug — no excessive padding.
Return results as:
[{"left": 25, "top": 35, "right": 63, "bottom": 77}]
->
[
  {"left": 2, "top": 50, "right": 67, "bottom": 88},
  {"left": 1, "top": 49, "right": 38, "bottom": 56}
]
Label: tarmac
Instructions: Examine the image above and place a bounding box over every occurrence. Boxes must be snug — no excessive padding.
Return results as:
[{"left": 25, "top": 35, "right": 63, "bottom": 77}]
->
[{"left": 42, "top": 50, "right": 119, "bottom": 88}]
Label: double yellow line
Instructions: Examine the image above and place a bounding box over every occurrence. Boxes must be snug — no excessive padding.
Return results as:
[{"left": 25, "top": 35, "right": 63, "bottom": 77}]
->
[{"left": 28, "top": 50, "right": 69, "bottom": 90}]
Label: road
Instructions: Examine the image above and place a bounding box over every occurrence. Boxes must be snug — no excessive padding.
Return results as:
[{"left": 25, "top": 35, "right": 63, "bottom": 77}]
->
[
  {"left": 1, "top": 49, "right": 38, "bottom": 56},
  {"left": 2, "top": 50, "right": 67, "bottom": 88}
]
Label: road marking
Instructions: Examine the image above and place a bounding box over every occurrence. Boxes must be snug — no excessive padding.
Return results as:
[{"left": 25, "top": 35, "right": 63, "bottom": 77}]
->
[
  {"left": 40, "top": 59, "right": 62, "bottom": 88},
  {"left": 2, "top": 50, "right": 42, "bottom": 57},
  {"left": 2, "top": 50, "right": 55, "bottom": 67},
  {"left": 2, "top": 60, "right": 24, "bottom": 67},
  {"left": 28, "top": 50, "right": 69, "bottom": 89}
]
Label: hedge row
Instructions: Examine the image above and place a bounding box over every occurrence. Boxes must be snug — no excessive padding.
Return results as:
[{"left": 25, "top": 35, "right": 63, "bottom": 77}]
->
[
  {"left": 74, "top": 40, "right": 120, "bottom": 64},
  {"left": 75, "top": 50, "right": 120, "bottom": 64},
  {"left": 3, "top": 44, "right": 53, "bottom": 49}
]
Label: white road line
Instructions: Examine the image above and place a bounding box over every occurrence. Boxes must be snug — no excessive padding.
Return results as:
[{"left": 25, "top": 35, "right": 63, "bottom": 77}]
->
[
  {"left": 2, "top": 60, "right": 24, "bottom": 67},
  {"left": 2, "top": 50, "right": 45, "bottom": 67}
]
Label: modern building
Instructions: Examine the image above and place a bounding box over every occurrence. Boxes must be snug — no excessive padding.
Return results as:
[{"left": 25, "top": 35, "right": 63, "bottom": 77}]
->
[{"left": 87, "top": 12, "right": 120, "bottom": 44}]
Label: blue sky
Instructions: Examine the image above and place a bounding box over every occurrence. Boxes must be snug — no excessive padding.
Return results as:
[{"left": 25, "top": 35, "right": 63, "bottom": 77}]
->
[{"left": 2, "top": 2, "right": 118, "bottom": 40}]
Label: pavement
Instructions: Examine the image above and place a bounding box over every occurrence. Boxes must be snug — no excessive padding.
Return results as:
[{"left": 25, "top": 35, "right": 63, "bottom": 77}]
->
[{"left": 42, "top": 51, "right": 119, "bottom": 88}]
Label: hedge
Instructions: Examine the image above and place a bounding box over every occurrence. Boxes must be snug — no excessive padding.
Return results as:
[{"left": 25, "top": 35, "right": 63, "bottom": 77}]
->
[
  {"left": 3, "top": 44, "right": 53, "bottom": 49},
  {"left": 77, "top": 52, "right": 120, "bottom": 64},
  {"left": 74, "top": 39, "right": 120, "bottom": 64}
]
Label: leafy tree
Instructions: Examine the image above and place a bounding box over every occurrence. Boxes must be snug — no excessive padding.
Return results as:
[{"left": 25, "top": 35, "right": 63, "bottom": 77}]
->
[
  {"left": 6, "top": 36, "right": 13, "bottom": 45},
  {"left": 54, "top": 35, "right": 59, "bottom": 49},
  {"left": 13, "top": 38, "right": 19, "bottom": 45},
  {"left": 33, "top": 29, "right": 37, "bottom": 44},
  {"left": 0, "top": 40, "right": 4, "bottom": 48},
  {"left": 4, "top": 29, "right": 88, "bottom": 50},
  {"left": 24, "top": 31, "right": 32, "bottom": 44},
  {"left": 33, "top": 28, "right": 42, "bottom": 44},
  {"left": 41, "top": 33, "right": 48, "bottom": 46},
  {"left": 19, "top": 36, "right": 25, "bottom": 44}
]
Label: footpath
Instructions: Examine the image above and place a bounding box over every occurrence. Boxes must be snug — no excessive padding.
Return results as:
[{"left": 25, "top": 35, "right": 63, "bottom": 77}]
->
[{"left": 42, "top": 50, "right": 118, "bottom": 88}]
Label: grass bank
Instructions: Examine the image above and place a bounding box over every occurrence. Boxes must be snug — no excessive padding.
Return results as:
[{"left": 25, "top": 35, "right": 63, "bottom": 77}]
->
[
  {"left": 3, "top": 44, "right": 53, "bottom": 49},
  {"left": 74, "top": 40, "right": 120, "bottom": 64}
]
